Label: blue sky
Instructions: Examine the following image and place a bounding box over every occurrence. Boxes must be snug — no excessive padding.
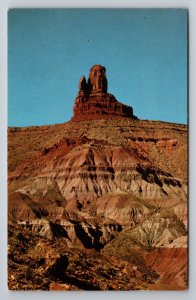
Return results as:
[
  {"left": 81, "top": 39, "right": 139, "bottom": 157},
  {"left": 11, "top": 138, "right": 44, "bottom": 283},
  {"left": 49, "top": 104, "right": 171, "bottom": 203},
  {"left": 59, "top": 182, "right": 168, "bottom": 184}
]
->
[{"left": 8, "top": 9, "right": 188, "bottom": 126}]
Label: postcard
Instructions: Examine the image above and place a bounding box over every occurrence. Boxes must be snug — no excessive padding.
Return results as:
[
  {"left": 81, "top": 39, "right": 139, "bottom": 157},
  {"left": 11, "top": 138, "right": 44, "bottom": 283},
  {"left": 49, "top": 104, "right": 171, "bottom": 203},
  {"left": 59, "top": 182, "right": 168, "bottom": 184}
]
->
[{"left": 8, "top": 8, "right": 188, "bottom": 290}]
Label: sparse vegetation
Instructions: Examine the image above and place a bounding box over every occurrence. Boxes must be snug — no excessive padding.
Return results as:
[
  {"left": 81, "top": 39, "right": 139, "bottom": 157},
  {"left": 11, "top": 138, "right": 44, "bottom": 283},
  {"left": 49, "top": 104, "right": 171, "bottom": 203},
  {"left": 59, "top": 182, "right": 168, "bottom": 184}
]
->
[{"left": 8, "top": 118, "right": 188, "bottom": 290}]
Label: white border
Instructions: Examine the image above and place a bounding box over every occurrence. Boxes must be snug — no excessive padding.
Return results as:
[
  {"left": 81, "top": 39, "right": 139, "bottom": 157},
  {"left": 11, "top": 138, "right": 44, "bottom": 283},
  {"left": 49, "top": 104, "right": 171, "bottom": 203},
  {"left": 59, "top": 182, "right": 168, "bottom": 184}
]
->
[{"left": 0, "top": 1, "right": 195, "bottom": 299}]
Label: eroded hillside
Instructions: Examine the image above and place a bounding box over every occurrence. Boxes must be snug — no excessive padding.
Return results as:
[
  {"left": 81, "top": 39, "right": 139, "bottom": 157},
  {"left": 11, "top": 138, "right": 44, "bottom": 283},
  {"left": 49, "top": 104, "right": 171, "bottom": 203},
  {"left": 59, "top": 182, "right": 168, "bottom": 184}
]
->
[{"left": 8, "top": 117, "right": 188, "bottom": 290}]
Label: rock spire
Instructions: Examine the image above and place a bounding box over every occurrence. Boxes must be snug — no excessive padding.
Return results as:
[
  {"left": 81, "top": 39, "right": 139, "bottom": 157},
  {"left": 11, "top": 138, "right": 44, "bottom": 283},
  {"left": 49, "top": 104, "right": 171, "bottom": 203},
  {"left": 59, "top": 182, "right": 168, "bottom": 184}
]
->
[{"left": 71, "top": 65, "right": 136, "bottom": 121}]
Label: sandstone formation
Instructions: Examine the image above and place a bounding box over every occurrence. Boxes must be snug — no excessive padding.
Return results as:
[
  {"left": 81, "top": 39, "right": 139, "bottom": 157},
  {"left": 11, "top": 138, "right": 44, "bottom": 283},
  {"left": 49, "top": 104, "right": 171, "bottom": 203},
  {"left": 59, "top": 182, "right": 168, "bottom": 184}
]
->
[
  {"left": 7, "top": 66, "right": 187, "bottom": 290},
  {"left": 71, "top": 65, "right": 136, "bottom": 121}
]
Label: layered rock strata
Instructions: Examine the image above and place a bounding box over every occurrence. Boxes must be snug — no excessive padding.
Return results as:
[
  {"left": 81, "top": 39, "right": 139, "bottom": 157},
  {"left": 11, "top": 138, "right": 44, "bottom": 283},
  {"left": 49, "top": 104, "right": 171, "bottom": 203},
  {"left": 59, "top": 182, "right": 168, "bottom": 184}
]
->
[
  {"left": 71, "top": 65, "right": 136, "bottom": 121},
  {"left": 8, "top": 65, "right": 188, "bottom": 290}
]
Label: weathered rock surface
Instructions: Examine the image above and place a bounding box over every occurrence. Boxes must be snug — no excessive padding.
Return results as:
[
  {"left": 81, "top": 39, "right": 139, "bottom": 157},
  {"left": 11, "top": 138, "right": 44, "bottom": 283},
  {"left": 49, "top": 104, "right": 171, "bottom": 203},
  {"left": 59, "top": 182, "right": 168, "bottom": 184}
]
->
[
  {"left": 17, "top": 218, "right": 122, "bottom": 250},
  {"left": 71, "top": 65, "right": 136, "bottom": 121},
  {"left": 8, "top": 224, "right": 159, "bottom": 290},
  {"left": 103, "top": 215, "right": 188, "bottom": 289},
  {"left": 8, "top": 110, "right": 187, "bottom": 290},
  {"left": 144, "top": 248, "right": 188, "bottom": 289}
]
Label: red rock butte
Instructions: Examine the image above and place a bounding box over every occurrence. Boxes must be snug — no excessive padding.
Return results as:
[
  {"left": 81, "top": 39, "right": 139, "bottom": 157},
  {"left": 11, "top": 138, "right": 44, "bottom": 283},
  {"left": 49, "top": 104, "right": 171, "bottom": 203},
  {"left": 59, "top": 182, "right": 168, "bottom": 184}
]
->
[{"left": 71, "top": 65, "right": 137, "bottom": 121}]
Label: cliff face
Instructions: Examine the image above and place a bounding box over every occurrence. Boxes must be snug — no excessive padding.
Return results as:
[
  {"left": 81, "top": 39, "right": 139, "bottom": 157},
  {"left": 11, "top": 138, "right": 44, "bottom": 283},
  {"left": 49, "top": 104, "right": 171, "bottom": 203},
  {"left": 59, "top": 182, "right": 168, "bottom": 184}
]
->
[{"left": 8, "top": 65, "right": 188, "bottom": 290}]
